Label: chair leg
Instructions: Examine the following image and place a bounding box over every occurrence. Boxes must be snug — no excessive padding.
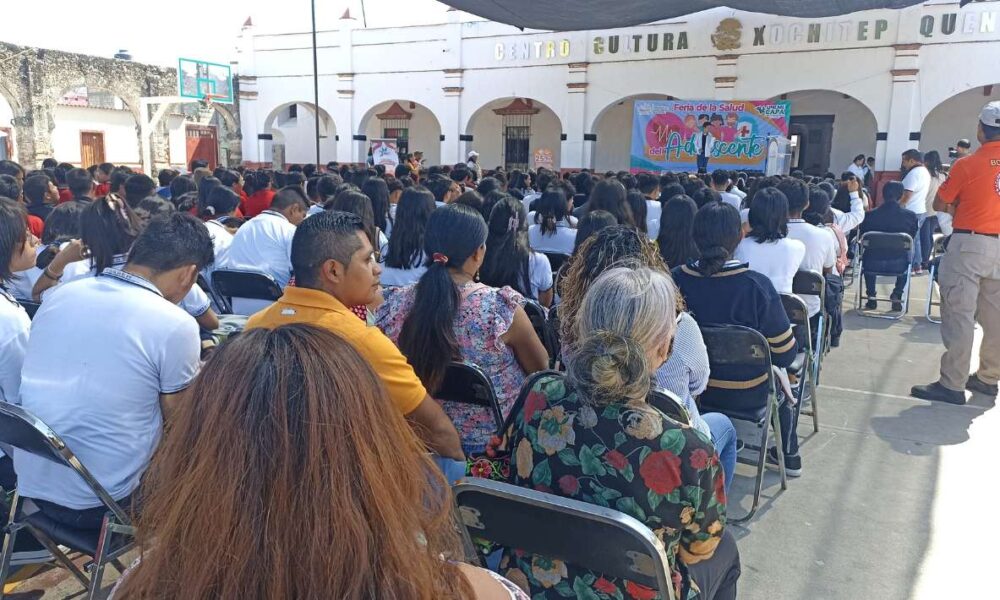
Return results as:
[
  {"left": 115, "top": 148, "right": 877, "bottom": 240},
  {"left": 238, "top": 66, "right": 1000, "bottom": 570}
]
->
[
  {"left": 87, "top": 515, "right": 114, "bottom": 600},
  {"left": 770, "top": 398, "right": 788, "bottom": 491},
  {"left": 24, "top": 524, "right": 91, "bottom": 589},
  {"left": 0, "top": 493, "right": 21, "bottom": 600}
]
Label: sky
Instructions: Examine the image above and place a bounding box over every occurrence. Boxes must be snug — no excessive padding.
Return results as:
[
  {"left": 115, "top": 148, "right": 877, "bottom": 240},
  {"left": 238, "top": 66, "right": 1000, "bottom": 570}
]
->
[{"left": 0, "top": 0, "right": 457, "bottom": 67}]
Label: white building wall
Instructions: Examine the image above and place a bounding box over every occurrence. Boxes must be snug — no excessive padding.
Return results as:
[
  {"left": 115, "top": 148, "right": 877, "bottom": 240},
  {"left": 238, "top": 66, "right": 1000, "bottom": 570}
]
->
[
  {"left": 921, "top": 85, "right": 1000, "bottom": 159},
  {"left": 782, "top": 90, "right": 879, "bottom": 174},
  {"left": 466, "top": 99, "right": 562, "bottom": 170},
  {"left": 51, "top": 106, "right": 140, "bottom": 166},
  {"left": 362, "top": 101, "right": 442, "bottom": 166}
]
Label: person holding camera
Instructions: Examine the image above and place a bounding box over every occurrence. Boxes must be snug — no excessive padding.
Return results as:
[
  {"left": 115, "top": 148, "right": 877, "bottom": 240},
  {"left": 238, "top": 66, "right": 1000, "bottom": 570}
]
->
[
  {"left": 950, "top": 139, "right": 972, "bottom": 162},
  {"left": 912, "top": 102, "right": 1000, "bottom": 405}
]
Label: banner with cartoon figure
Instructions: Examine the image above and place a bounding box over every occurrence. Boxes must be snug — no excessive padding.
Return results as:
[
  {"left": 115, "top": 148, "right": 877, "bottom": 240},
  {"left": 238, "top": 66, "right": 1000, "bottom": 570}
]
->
[{"left": 629, "top": 99, "right": 790, "bottom": 173}]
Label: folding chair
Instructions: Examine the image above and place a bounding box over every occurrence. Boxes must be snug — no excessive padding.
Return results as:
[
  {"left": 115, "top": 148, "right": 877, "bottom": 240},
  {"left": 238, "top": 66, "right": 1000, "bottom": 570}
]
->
[
  {"left": 197, "top": 272, "right": 230, "bottom": 314},
  {"left": 523, "top": 299, "right": 557, "bottom": 367},
  {"left": 15, "top": 299, "right": 40, "bottom": 320},
  {"left": 648, "top": 388, "right": 690, "bottom": 426},
  {"left": 542, "top": 252, "right": 570, "bottom": 277},
  {"left": 793, "top": 269, "right": 829, "bottom": 360},
  {"left": 697, "top": 324, "right": 787, "bottom": 523},
  {"left": 0, "top": 403, "right": 135, "bottom": 600},
  {"left": 926, "top": 235, "right": 947, "bottom": 324},
  {"left": 780, "top": 294, "right": 818, "bottom": 434},
  {"left": 855, "top": 232, "right": 914, "bottom": 320},
  {"left": 546, "top": 304, "right": 564, "bottom": 371},
  {"left": 211, "top": 269, "right": 283, "bottom": 316},
  {"left": 453, "top": 478, "right": 676, "bottom": 600},
  {"left": 437, "top": 362, "right": 504, "bottom": 434}
]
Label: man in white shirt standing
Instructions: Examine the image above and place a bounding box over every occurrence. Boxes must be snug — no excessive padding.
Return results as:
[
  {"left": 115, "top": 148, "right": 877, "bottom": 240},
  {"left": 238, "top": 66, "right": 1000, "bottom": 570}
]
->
[
  {"left": 227, "top": 186, "right": 308, "bottom": 288},
  {"left": 14, "top": 213, "right": 212, "bottom": 528},
  {"left": 693, "top": 122, "right": 716, "bottom": 174},
  {"left": 899, "top": 149, "right": 931, "bottom": 274},
  {"left": 711, "top": 169, "right": 743, "bottom": 211},
  {"left": 778, "top": 179, "right": 837, "bottom": 318}
]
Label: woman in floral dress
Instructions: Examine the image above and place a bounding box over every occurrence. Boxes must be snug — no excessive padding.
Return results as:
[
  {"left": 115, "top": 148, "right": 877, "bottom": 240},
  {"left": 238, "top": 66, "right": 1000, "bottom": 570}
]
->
[
  {"left": 376, "top": 204, "right": 549, "bottom": 455},
  {"left": 502, "top": 267, "right": 741, "bottom": 600}
]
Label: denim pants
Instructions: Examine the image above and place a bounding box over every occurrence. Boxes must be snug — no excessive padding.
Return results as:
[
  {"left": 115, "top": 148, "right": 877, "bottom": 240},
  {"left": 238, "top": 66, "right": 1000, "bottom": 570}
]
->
[
  {"left": 432, "top": 455, "right": 467, "bottom": 485},
  {"left": 703, "top": 412, "right": 737, "bottom": 497},
  {"left": 911, "top": 214, "right": 927, "bottom": 268},
  {"left": 863, "top": 257, "right": 909, "bottom": 298},
  {"left": 777, "top": 398, "right": 800, "bottom": 457},
  {"left": 697, "top": 155, "right": 709, "bottom": 173},
  {"left": 919, "top": 215, "right": 938, "bottom": 267}
]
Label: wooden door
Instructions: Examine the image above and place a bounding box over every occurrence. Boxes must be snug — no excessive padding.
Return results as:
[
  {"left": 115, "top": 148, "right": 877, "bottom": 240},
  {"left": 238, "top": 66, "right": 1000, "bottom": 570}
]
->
[
  {"left": 186, "top": 125, "right": 219, "bottom": 170},
  {"left": 80, "top": 131, "right": 105, "bottom": 167},
  {"left": 789, "top": 115, "right": 834, "bottom": 176}
]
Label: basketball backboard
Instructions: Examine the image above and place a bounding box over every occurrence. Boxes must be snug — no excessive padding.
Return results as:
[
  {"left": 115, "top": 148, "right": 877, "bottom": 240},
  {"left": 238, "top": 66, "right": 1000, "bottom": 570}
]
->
[{"left": 178, "top": 58, "right": 234, "bottom": 104}]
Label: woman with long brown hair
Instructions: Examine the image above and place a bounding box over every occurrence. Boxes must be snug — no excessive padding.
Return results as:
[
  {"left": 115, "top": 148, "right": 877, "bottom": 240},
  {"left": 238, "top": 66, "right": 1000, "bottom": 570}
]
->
[{"left": 112, "top": 324, "right": 527, "bottom": 600}]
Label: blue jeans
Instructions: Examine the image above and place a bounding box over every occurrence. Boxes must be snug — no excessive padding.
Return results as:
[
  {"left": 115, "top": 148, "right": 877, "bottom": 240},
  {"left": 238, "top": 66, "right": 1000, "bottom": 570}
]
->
[
  {"left": 703, "top": 412, "right": 737, "bottom": 497},
  {"left": 433, "top": 455, "right": 467, "bottom": 485},
  {"left": 697, "top": 155, "right": 709, "bottom": 173},
  {"left": 911, "top": 214, "right": 927, "bottom": 269}
]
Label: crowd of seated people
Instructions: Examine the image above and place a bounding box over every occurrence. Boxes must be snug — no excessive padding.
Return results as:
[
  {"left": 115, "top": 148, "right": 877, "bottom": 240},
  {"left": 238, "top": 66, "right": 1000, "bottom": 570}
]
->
[{"left": 0, "top": 152, "right": 917, "bottom": 599}]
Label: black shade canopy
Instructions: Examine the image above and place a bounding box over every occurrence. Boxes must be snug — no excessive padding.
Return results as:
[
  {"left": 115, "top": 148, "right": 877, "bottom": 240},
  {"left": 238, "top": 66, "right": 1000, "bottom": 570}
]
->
[{"left": 442, "top": 1, "right": 930, "bottom": 31}]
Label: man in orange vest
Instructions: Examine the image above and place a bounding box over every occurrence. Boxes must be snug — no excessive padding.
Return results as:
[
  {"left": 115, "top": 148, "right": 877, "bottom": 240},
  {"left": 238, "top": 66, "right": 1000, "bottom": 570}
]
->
[{"left": 912, "top": 101, "right": 1000, "bottom": 405}]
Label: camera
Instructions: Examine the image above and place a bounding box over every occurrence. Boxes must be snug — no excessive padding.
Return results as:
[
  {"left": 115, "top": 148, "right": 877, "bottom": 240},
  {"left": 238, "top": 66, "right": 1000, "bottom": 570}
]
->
[{"left": 948, "top": 147, "right": 958, "bottom": 159}]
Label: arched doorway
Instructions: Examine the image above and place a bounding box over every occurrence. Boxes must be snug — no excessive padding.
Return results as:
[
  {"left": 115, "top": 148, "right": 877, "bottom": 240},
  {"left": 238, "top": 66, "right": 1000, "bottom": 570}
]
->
[
  {"left": 775, "top": 90, "right": 878, "bottom": 176},
  {"left": 465, "top": 98, "right": 563, "bottom": 171},
  {"left": 262, "top": 102, "right": 337, "bottom": 168},
  {"left": 921, "top": 84, "right": 1000, "bottom": 160},
  {"left": 52, "top": 86, "right": 141, "bottom": 168},
  {"left": 358, "top": 100, "right": 442, "bottom": 166},
  {"left": 590, "top": 94, "right": 674, "bottom": 172}
]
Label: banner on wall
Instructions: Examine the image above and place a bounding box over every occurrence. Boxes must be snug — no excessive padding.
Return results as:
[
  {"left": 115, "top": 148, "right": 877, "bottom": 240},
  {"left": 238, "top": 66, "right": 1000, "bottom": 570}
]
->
[
  {"left": 533, "top": 148, "right": 555, "bottom": 170},
  {"left": 629, "top": 99, "right": 790, "bottom": 173},
  {"left": 371, "top": 139, "right": 400, "bottom": 169}
]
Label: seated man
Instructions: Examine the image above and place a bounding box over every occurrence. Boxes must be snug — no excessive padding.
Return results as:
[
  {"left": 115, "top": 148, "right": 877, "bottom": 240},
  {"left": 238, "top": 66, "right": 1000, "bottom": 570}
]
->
[
  {"left": 779, "top": 178, "right": 837, "bottom": 318},
  {"left": 245, "top": 210, "right": 465, "bottom": 477},
  {"left": 226, "top": 185, "right": 308, "bottom": 313},
  {"left": 14, "top": 213, "right": 212, "bottom": 527},
  {"left": 859, "top": 181, "right": 917, "bottom": 312}
]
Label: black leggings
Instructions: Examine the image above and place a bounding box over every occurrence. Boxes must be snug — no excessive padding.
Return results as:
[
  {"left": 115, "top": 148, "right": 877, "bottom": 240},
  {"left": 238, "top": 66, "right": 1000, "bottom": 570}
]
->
[{"left": 687, "top": 529, "right": 741, "bottom": 600}]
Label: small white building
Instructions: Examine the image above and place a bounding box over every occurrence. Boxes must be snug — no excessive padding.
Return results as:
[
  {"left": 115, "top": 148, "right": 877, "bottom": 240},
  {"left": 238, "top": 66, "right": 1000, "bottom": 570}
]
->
[{"left": 235, "top": 1, "right": 1000, "bottom": 176}]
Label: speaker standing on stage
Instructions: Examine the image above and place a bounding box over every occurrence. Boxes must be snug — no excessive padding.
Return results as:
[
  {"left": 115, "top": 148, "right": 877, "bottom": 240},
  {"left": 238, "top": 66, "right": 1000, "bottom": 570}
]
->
[{"left": 911, "top": 101, "right": 1000, "bottom": 405}]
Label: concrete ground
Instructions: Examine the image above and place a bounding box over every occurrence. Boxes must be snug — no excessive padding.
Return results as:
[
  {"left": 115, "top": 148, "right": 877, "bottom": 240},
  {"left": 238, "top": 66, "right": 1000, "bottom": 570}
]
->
[{"left": 4, "top": 272, "right": 996, "bottom": 599}]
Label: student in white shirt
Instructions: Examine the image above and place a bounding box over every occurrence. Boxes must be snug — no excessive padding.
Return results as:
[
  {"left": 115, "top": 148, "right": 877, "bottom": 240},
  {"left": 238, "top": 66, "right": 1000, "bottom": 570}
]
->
[
  {"left": 381, "top": 186, "right": 434, "bottom": 287},
  {"left": 829, "top": 176, "right": 867, "bottom": 234},
  {"left": 481, "top": 196, "right": 554, "bottom": 307},
  {"left": 329, "top": 190, "right": 389, "bottom": 260},
  {"left": 0, "top": 199, "right": 38, "bottom": 404},
  {"left": 200, "top": 186, "right": 240, "bottom": 276},
  {"left": 636, "top": 173, "right": 662, "bottom": 239},
  {"left": 712, "top": 169, "right": 743, "bottom": 211},
  {"left": 735, "top": 187, "right": 805, "bottom": 294},
  {"left": 14, "top": 213, "right": 212, "bottom": 524},
  {"left": 778, "top": 179, "right": 837, "bottom": 317},
  {"left": 846, "top": 154, "right": 868, "bottom": 182},
  {"left": 227, "top": 185, "right": 308, "bottom": 289},
  {"left": 900, "top": 149, "right": 931, "bottom": 273},
  {"left": 528, "top": 187, "right": 577, "bottom": 256}
]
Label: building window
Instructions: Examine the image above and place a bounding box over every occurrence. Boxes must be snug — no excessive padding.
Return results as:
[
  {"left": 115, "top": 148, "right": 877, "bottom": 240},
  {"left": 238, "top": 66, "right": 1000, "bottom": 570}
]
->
[
  {"left": 384, "top": 127, "right": 409, "bottom": 156},
  {"left": 288, "top": 104, "right": 297, "bottom": 120}
]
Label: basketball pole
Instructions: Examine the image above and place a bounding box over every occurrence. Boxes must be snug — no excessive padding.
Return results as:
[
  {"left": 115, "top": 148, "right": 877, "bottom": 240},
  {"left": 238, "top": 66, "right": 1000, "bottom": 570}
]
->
[{"left": 310, "top": 0, "right": 321, "bottom": 168}]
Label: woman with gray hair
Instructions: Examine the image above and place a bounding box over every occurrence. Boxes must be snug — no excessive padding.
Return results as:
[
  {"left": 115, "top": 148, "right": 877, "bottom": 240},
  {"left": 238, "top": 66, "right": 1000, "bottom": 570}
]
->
[{"left": 502, "top": 267, "right": 741, "bottom": 600}]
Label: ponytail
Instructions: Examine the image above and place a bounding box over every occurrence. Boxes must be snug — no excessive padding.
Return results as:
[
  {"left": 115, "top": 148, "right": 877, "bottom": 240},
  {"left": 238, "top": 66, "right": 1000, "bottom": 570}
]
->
[
  {"left": 691, "top": 202, "right": 742, "bottom": 277},
  {"left": 696, "top": 247, "right": 729, "bottom": 276},
  {"left": 398, "top": 260, "right": 461, "bottom": 393}
]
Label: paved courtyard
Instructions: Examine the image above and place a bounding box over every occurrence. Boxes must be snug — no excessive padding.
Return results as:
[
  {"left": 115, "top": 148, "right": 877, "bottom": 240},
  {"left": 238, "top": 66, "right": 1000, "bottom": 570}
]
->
[{"left": 4, "top": 274, "right": 995, "bottom": 599}]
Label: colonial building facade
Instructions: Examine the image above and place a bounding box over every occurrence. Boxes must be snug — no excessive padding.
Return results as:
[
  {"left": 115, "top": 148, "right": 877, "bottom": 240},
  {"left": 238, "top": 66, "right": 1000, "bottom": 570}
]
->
[{"left": 236, "top": 1, "right": 1000, "bottom": 175}]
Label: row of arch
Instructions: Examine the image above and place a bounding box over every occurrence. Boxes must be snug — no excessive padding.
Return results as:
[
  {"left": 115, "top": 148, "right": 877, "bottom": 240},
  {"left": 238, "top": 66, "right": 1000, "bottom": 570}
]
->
[{"left": 260, "top": 84, "right": 1000, "bottom": 172}]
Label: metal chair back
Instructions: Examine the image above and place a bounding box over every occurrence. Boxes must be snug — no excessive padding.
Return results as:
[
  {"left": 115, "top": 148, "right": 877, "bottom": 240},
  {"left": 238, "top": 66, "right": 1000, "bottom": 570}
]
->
[
  {"left": 211, "top": 269, "right": 283, "bottom": 306},
  {"left": 648, "top": 388, "right": 690, "bottom": 425},
  {"left": 453, "top": 478, "right": 676, "bottom": 600},
  {"left": 523, "top": 299, "right": 558, "bottom": 364},
  {"left": 543, "top": 252, "right": 570, "bottom": 274},
  {"left": 858, "top": 232, "right": 914, "bottom": 270},
  {"left": 436, "top": 362, "right": 504, "bottom": 434}
]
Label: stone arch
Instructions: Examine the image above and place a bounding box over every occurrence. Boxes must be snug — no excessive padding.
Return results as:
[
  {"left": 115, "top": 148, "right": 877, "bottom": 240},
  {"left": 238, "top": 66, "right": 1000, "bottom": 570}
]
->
[
  {"left": 464, "top": 97, "right": 564, "bottom": 171},
  {"left": 262, "top": 101, "right": 337, "bottom": 166},
  {"left": 357, "top": 100, "right": 443, "bottom": 165},
  {"left": 769, "top": 89, "right": 879, "bottom": 176},
  {"left": 589, "top": 93, "right": 675, "bottom": 172},
  {"left": 920, "top": 84, "right": 1000, "bottom": 158}
]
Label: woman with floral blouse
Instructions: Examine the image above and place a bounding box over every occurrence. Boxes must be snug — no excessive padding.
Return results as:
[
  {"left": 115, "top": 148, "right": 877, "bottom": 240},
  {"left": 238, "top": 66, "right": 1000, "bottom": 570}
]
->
[{"left": 502, "top": 267, "right": 741, "bottom": 600}]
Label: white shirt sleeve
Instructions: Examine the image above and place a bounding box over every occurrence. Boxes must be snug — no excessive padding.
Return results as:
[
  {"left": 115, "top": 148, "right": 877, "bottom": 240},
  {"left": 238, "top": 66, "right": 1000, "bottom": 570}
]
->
[
  {"left": 157, "top": 318, "right": 202, "bottom": 394},
  {"left": 529, "top": 252, "right": 553, "bottom": 297},
  {"left": 835, "top": 192, "right": 865, "bottom": 234},
  {"left": 178, "top": 285, "right": 211, "bottom": 318},
  {"left": 901, "top": 168, "right": 918, "bottom": 191},
  {"left": 0, "top": 319, "right": 29, "bottom": 404}
]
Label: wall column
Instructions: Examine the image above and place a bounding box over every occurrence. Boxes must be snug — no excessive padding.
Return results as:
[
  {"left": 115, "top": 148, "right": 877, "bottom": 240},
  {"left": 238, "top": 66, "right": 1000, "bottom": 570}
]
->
[
  {"left": 564, "top": 62, "right": 588, "bottom": 170},
  {"left": 714, "top": 55, "right": 738, "bottom": 101},
  {"left": 882, "top": 44, "right": 922, "bottom": 170},
  {"left": 441, "top": 74, "right": 463, "bottom": 165}
]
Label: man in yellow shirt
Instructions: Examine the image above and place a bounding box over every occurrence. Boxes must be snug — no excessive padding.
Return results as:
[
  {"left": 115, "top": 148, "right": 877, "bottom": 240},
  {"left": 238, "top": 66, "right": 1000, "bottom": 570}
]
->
[{"left": 246, "top": 210, "right": 465, "bottom": 471}]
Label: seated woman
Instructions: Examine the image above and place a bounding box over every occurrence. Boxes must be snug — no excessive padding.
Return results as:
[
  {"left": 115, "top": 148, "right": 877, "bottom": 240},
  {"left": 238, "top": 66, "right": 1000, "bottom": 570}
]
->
[
  {"left": 33, "top": 195, "right": 218, "bottom": 331},
  {"left": 734, "top": 187, "right": 805, "bottom": 294},
  {"left": 480, "top": 197, "right": 554, "bottom": 308},
  {"left": 572, "top": 210, "right": 617, "bottom": 256},
  {"left": 672, "top": 203, "right": 802, "bottom": 476},
  {"left": 558, "top": 225, "right": 737, "bottom": 495},
  {"left": 6, "top": 201, "right": 84, "bottom": 300},
  {"left": 110, "top": 325, "right": 528, "bottom": 600},
  {"left": 381, "top": 186, "right": 435, "bottom": 288},
  {"left": 376, "top": 204, "right": 549, "bottom": 455},
  {"left": 527, "top": 187, "right": 576, "bottom": 256},
  {"left": 329, "top": 190, "right": 389, "bottom": 259},
  {"left": 657, "top": 194, "right": 700, "bottom": 269},
  {"left": 503, "top": 267, "right": 740, "bottom": 600},
  {"left": 582, "top": 178, "right": 635, "bottom": 227},
  {"left": 0, "top": 198, "right": 38, "bottom": 405}
]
